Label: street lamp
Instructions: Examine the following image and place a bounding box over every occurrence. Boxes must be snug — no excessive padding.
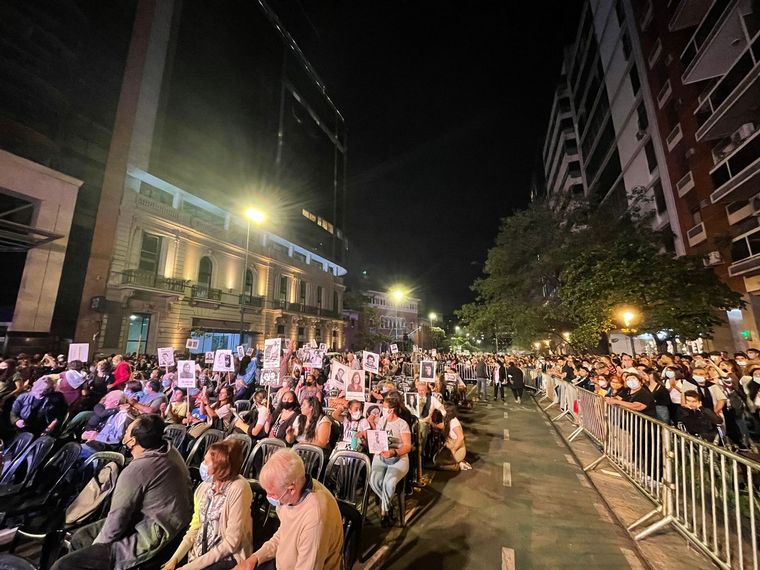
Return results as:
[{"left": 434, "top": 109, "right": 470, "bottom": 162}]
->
[
  {"left": 428, "top": 312, "right": 437, "bottom": 324},
  {"left": 388, "top": 286, "right": 407, "bottom": 343},
  {"left": 239, "top": 207, "right": 266, "bottom": 344},
  {"left": 616, "top": 307, "right": 640, "bottom": 355}
]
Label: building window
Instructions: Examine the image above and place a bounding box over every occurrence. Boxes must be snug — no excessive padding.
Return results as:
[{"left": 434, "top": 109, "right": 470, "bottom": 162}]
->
[
  {"left": 245, "top": 269, "right": 255, "bottom": 297},
  {"left": 277, "top": 324, "right": 285, "bottom": 335},
  {"left": 299, "top": 281, "right": 307, "bottom": 304},
  {"left": 652, "top": 181, "right": 667, "bottom": 214},
  {"left": 645, "top": 140, "right": 657, "bottom": 173},
  {"left": 316, "top": 286, "right": 323, "bottom": 307},
  {"left": 630, "top": 64, "right": 641, "bottom": 95},
  {"left": 279, "top": 276, "right": 288, "bottom": 300},
  {"left": 636, "top": 103, "right": 648, "bottom": 131},
  {"left": 198, "top": 257, "right": 213, "bottom": 288},
  {"left": 333, "top": 291, "right": 339, "bottom": 311},
  {"left": 297, "top": 326, "right": 305, "bottom": 337},
  {"left": 138, "top": 233, "right": 161, "bottom": 275},
  {"left": 315, "top": 328, "right": 321, "bottom": 338},
  {"left": 126, "top": 313, "right": 151, "bottom": 354}
]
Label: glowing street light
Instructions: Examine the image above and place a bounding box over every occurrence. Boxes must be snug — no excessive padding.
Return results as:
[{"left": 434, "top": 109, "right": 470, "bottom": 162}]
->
[
  {"left": 240, "top": 207, "right": 267, "bottom": 342},
  {"left": 428, "top": 312, "right": 437, "bottom": 323}
]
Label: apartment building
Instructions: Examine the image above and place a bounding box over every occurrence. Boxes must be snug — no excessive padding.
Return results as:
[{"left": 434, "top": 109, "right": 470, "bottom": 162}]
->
[
  {"left": 365, "top": 290, "right": 421, "bottom": 343},
  {"left": 631, "top": 0, "right": 760, "bottom": 349}
]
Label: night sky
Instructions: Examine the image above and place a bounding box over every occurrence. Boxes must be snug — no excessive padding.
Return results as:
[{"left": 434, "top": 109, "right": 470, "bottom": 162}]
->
[{"left": 281, "top": 1, "right": 583, "bottom": 317}]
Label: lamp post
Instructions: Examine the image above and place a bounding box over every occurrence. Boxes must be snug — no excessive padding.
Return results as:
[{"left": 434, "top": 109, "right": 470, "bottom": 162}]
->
[
  {"left": 389, "top": 286, "right": 406, "bottom": 346},
  {"left": 617, "top": 307, "right": 639, "bottom": 355},
  {"left": 239, "top": 208, "right": 266, "bottom": 344}
]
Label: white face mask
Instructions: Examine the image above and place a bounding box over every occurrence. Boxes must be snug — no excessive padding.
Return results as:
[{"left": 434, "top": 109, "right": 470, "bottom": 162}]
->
[
  {"left": 664, "top": 370, "right": 675, "bottom": 379},
  {"left": 350, "top": 411, "right": 362, "bottom": 421},
  {"left": 626, "top": 378, "right": 639, "bottom": 390},
  {"left": 692, "top": 374, "right": 705, "bottom": 384},
  {"left": 381, "top": 407, "right": 390, "bottom": 418},
  {"left": 753, "top": 376, "right": 760, "bottom": 384},
  {"left": 736, "top": 360, "right": 747, "bottom": 366}
]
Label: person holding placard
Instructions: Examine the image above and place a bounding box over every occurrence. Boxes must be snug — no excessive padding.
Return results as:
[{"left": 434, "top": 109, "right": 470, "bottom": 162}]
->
[{"left": 368, "top": 392, "right": 413, "bottom": 528}]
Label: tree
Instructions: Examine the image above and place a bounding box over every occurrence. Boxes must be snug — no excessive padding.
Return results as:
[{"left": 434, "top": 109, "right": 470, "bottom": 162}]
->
[{"left": 458, "top": 199, "right": 744, "bottom": 352}]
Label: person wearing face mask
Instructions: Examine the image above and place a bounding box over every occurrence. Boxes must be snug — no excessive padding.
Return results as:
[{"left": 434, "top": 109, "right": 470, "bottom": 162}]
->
[
  {"left": 235, "top": 449, "right": 343, "bottom": 570},
  {"left": 605, "top": 370, "right": 656, "bottom": 418},
  {"left": 681, "top": 366, "right": 727, "bottom": 419},
  {"left": 331, "top": 399, "right": 369, "bottom": 451},
  {"left": 51, "top": 415, "right": 192, "bottom": 570},
  {"left": 677, "top": 391, "right": 723, "bottom": 442},
  {"left": 266, "top": 390, "right": 300, "bottom": 442},
  {"left": 163, "top": 440, "right": 252, "bottom": 570},
  {"left": 369, "top": 392, "right": 413, "bottom": 527},
  {"left": 234, "top": 390, "right": 270, "bottom": 440},
  {"left": 296, "top": 372, "right": 323, "bottom": 403}
]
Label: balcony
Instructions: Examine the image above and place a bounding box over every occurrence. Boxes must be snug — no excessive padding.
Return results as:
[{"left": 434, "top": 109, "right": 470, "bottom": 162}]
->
[
  {"left": 240, "top": 294, "right": 265, "bottom": 307},
  {"left": 726, "top": 199, "right": 753, "bottom": 224},
  {"left": 681, "top": 0, "right": 754, "bottom": 85},
  {"left": 669, "top": 0, "right": 713, "bottom": 31},
  {"left": 695, "top": 31, "right": 760, "bottom": 141},
  {"left": 687, "top": 221, "right": 707, "bottom": 246},
  {"left": 709, "top": 128, "right": 760, "bottom": 203},
  {"left": 729, "top": 226, "right": 760, "bottom": 276},
  {"left": 118, "top": 269, "right": 187, "bottom": 294},
  {"left": 191, "top": 285, "right": 222, "bottom": 301},
  {"left": 282, "top": 302, "right": 341, "bottom": 319}
]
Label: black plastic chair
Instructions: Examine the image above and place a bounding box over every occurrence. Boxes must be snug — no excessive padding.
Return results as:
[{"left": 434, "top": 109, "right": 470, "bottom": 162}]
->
[
  {"left": 225, "top": 433, "right": 253, "bottom": 460},
  {"left": 0, "top": 435, "right": 55, "bottom": 496},
  {"left": 163, "top": 424, "right": 188, "bottom": 457},
  {"left": 337, "top": 499, "right": 363, "bottom": 570},
  {"left": 58, "top": 411, "right": 96, "bottom": 441},
  {"left": 293, "top": 443, "right": 325, "bottom": 480},
  {"left": 0, "top": 432, "right": 34, "bottom": 476},
  {"left": 185, "top": 428, "right": 224, "bottom": 468},
  {"left": 323, "top": 450, "right": 372, "bottom": 521},
  {"left": 234, "top": 400, "right": 251, "bottom": 413},
  {"left": 243, "top": 438, "right": 286, "bottom": 479}
]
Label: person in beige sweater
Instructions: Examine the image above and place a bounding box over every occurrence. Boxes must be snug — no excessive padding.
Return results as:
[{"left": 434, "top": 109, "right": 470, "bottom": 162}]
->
[
  {"left": 164, "top": 440, "right": 253, "bottom": 570},
  {"left": 234, "top": 449, "right": 343, "bottom": 570}
]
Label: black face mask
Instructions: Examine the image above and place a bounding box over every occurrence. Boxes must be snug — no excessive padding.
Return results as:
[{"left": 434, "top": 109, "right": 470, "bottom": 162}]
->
[{"left": 281, "top": 400, "right": 296, "bottom": 410}]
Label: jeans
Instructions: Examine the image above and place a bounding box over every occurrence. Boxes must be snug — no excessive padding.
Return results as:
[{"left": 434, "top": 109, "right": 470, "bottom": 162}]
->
[
  {"left": 476, "top": 378, "right": 488, "bottom": 399},
  {"left": 369, "top": 454, "right": 409, "bottom": 514},
  {"left": 50, "top": 520, "right": 113, "bottom": 570}
]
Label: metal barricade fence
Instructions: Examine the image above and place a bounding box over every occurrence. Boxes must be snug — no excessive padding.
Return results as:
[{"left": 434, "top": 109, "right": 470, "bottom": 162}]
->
[
  {"left": 456, "top": 363, "right": 476, "bottom": 381},
  {"left": 522, "top": 368, "right": 539, "bottom": 391},
  {"left": 543, "top": 380, "right": 759, "bottom": 570}
]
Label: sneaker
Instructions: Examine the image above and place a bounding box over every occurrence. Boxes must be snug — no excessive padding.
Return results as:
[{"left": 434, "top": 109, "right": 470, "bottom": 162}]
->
[{"left": 459, "top": 461, "right": 472, "bottom": 471}]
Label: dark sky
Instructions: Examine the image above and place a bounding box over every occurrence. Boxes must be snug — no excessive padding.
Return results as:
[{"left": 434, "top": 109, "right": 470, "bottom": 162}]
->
[{"left": 287, "top": 1, "right": 583, "bottom": 317}]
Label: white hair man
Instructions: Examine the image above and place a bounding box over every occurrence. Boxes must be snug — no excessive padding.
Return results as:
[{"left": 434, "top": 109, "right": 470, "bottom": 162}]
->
[{"left": 235, "top": 449, "right": 343, "bottom": 570}]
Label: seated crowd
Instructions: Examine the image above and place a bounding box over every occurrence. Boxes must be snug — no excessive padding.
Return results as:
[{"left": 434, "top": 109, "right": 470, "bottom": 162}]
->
[{"left": 0, "top": 343, "right": 475, "bottom": 569}]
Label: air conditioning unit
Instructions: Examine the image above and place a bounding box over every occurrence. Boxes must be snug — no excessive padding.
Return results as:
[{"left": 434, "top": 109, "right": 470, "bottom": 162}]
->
[
  {"left": 703, "top": 251, "right": 723, "bottom": 267},
  {"left": 733, "top": 122, "right": 755, "bottom": 144}
]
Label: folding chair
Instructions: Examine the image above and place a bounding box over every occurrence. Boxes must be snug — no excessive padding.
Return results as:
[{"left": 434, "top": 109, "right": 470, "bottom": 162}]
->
[
  {"left": 323, "top": 450, "right": 372, "bottom": 522},
  {"left": 293, "top": 443, "right": 325, "bottom": 480}
]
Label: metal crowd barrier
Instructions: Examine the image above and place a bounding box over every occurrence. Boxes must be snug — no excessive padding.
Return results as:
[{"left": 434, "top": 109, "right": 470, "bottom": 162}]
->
[{"left": 542, "top": 380, "right": 759, "bottom": 570}]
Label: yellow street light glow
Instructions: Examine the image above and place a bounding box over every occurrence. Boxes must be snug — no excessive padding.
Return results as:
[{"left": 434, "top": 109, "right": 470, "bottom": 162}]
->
[
  {"left": 429, "top": 312, "right": 437, "bottom": 322},
  {"left": 622, "top": 311, "right": 635, "bottom": 328},
  {"left": 246, "top": 207, "right": 266, "bottom": 223},
  {"left": 389, "top": 287, "right": 406, "bottom": 303}
]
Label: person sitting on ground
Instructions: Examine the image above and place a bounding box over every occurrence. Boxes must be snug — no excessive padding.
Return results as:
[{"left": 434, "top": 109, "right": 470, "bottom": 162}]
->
[
  {"left": 163, "top": 440, "right": 253, "bottom": 570},
  {"left": 266, "top": 390, "right": 300, "bottom": 441},
  {"left": 235, "top": 449, "right": 343, "bottom": 570},
  {"left": 432, "top": 402, "right": 471, "bottom": 471},
  {"left": 286, "top": 396, "right": 332, "bottom": 448},
  {"left": 233, "top": 389, "right": 270, "bottom": 440},
  {"left": 368, "top": 391, "right": 413, "bottom": 527},
  {"left": 51, "top": 414, "right": 193, "bottom": 570},
  {"left": 677, "top": 390, "right": 723, "bottom": 442},
  {"left": 11, "top": 377, "right": 68, "bottom": 436}
]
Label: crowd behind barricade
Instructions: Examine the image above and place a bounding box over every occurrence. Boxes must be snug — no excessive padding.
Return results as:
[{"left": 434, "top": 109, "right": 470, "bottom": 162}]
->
[
  {"left": 0, "top": 345, "right": 483, "bottom": 569},
  {"left": 521, "top": 350, "right": 760, "bottom": 450}
]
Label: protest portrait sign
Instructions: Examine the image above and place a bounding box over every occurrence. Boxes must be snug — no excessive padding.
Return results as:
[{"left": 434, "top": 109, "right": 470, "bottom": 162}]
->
[
  {"left": 329, "top": 361, "right": 349, "bottom": 391},
  {"left": 389, "top": 343, "right": 398, "bottom": 354},
  {"left": 420, "top": 360, "right": 436, "bottom": 382},
  {"left": 362, "top": 351, "right": 379, "bottom": 374},
  {"left": 185, "top": 338, "right": 200, "bottom": 350},
  {"left": 177, "top": 360, "right": 196, "bottom": 388},
  {"left": 236, "top": 345, "right": 245, "bottom": 359},
  {"left": 213, "top": 350, "right": 234, "bottom": 372},
  {"left": 346, "top": 370, "right": 366, "bottom": 401},
  {"left": 367, "top": 430, "right": 389, "bottom": 454},
  {"left": 263, "top": 338, "right": 281, "bottom": 369},
  {"left": 204, "top": 351, "right": 215, "bottom": 364},
  {"left": 158, "top": 347, "right": 175, "bottom": 368},
  {"left": 260, "top": 368, "right": 280, "bottom": 387},
  {"left": 67, "top": 343, "right": 89, "bottom": 364}
]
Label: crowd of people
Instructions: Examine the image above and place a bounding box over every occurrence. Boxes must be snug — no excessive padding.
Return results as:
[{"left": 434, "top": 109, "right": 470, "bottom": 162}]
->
[{"left": 0, "top": 344, "right": 477, "bottom": 569}]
